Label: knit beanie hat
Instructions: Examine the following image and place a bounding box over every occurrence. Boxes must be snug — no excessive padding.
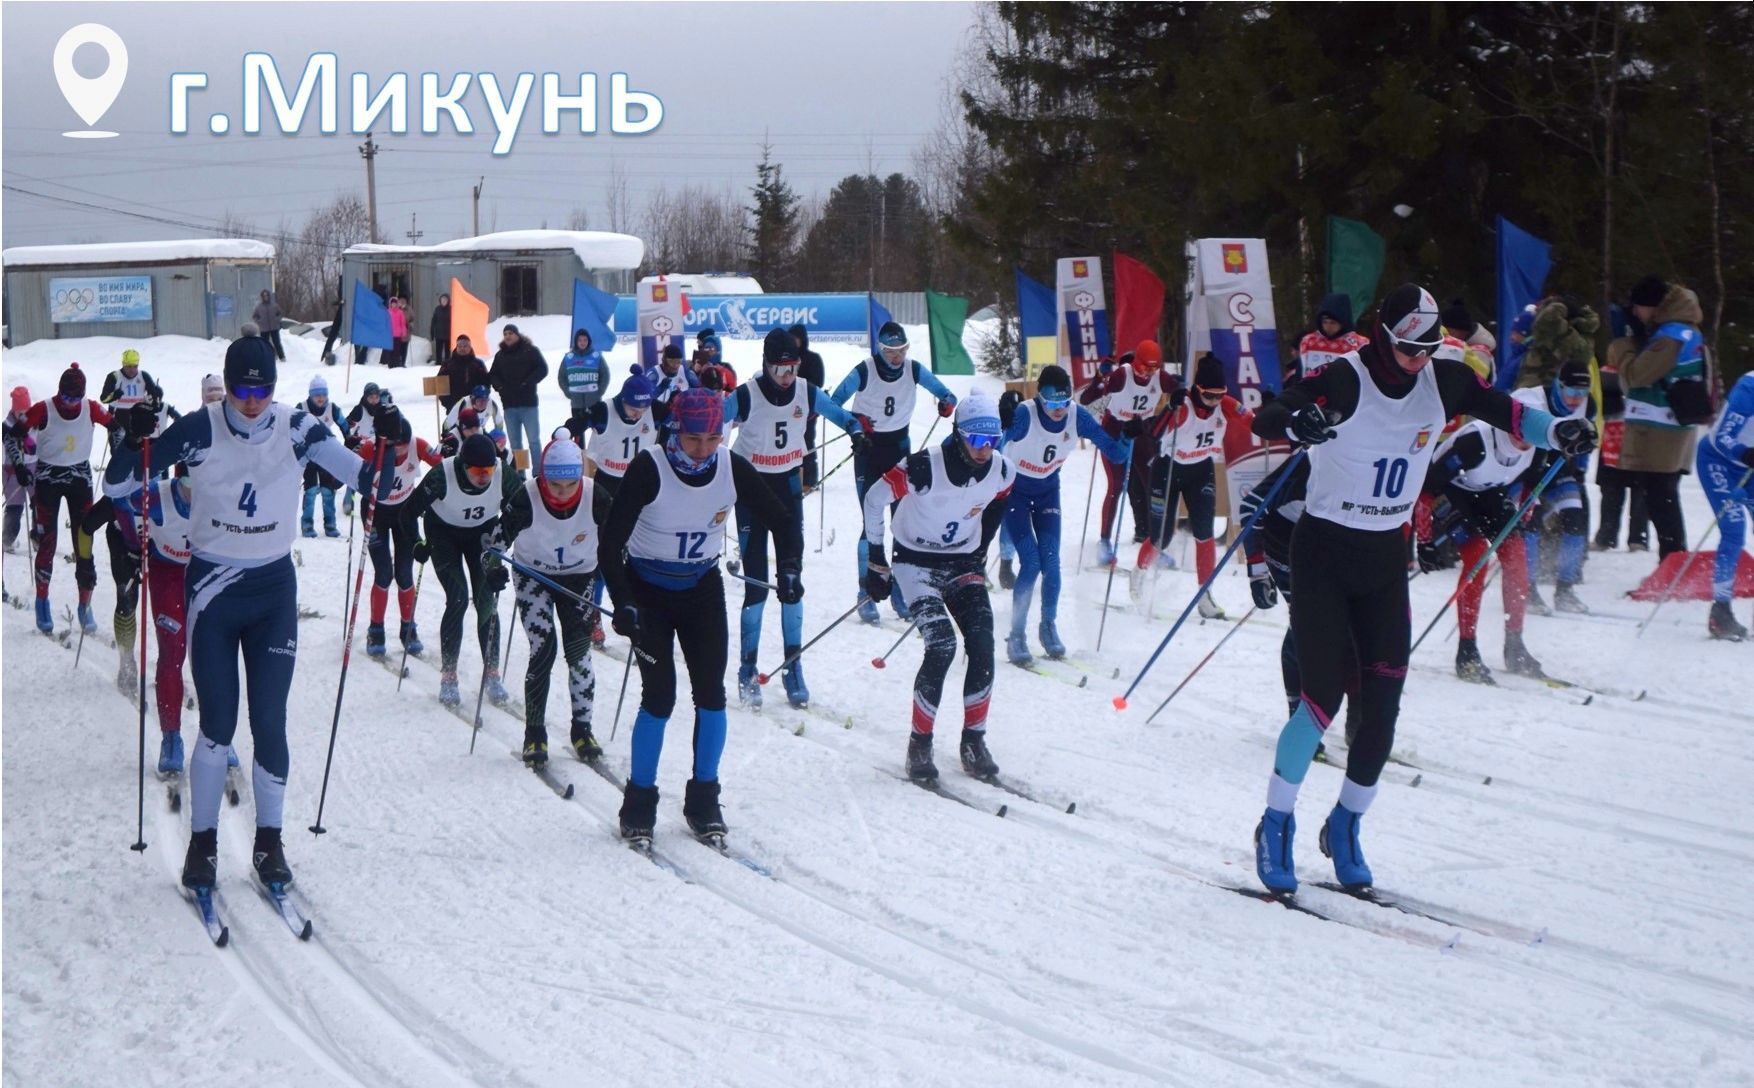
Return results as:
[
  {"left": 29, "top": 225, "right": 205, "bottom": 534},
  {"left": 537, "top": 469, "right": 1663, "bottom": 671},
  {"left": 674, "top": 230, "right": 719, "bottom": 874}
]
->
[
  {"left": 620, "top": 366, "right": 655, "bottom": 408},
  {"left": 223, "top": 335, "right": 277, "bottom": 389},
  {"left": 1629, "top": 275, "right": 1667, "bottom": 308},
  {"left": 460, "top": 433, "right": 498, "bottom": 468},
  {"left": 540, "top": 436, "right": 585, "bottom": 482},
  {"left": 10, "top": 386, "right": 30, "bottom": 414},
  {"left": 58, "top": 364, "right": 85, "bottom": 399},
  {"left": 1194, "top": 352, "right": 1227, "bottom": 390},
  {"left": 672, "top": 388, "right": 724, "bottom": 435},
  {"left": 763, "top": 328, "right": 801, "bottom": 367}
]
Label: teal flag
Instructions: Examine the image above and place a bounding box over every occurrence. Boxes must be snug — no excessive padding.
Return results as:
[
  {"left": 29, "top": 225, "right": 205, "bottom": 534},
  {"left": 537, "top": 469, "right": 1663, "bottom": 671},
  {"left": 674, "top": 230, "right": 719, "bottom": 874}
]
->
[{"left": 1326, "top": 217, "right": 1386, "bottom": 319}]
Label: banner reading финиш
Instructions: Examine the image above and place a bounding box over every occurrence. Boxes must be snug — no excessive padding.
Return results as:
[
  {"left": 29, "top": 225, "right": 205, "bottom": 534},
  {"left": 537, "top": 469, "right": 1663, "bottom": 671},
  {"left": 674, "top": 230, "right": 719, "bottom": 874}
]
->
[
  {"left": 1055, "top": 256, "right": 1110, "bottom": 389},
  {"left": 635, "top": 278, "right": 686, "bottom": 370}
]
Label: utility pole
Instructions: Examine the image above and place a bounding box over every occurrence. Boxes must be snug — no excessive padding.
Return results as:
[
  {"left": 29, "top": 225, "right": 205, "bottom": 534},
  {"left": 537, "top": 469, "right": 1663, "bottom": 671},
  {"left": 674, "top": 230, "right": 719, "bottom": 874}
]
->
[
  {"left": 359, "top": 133, "right": 380, "bottom": 243},
  {"left": 406, "top": 213, "right": 423, "bottom": 245},
  {"left": 472, "top": 176, "right": 485, "bottom": 237}
]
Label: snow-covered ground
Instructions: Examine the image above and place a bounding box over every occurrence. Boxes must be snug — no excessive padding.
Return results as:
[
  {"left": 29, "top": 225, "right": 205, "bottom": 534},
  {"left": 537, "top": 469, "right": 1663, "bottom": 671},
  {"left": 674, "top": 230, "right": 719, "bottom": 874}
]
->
[{"left": 4, "top": 325, "right": 1752, "bottom": 1087}]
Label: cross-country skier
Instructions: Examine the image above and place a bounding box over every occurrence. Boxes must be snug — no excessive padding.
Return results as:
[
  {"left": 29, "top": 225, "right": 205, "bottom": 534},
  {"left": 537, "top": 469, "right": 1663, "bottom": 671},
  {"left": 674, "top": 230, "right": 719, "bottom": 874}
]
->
[
  {"left": 1700, "top": 369, "right": 1754, "bottom": 640},
  {"left": 1136, "top": 353, "right": 1250, "bottom": 619},
  {"left": 443, "top": 384, "right": 506, "bottom": 440},
  {"left": 1078, "top": 341, "right": 1180, "bottom": 567},
  {"left": 862, "top": 392, "right": 1015, "bottom": 783},
  {"left": 727, "top": 328, "right": 862, "bottom": 708},
  {"left": 1248, "top": 284, "right": 1595, "bottom": 893},
  {"left": 108, "top": 335, "right": 383, "bottom": 893},
  {"left": 996, "top": 365, "right": 1129, "bottom": 665},
  {"left": 830, "top": 320, "right": 957, "bottom": 624},
  {"left": 26, "top": 364, "right": 114, "bottom": 634},
  {"left": 573, "top": 367, "right": 658, "bottom": 501},
  {"left": 1518, "top": 360, "right": 1596, "bottom": 616},
  {"left": 3, "top": 387, "right": 37, "bottom": 555},
  {"left": 598, "top": 388, "right": 803, "bottom": 843},
  {"left": 300, "top": 376, "right": 346, "bottom": 538},
  {"left": 397, "top": 433, "right": 513, "bottom": 707},
  {"left": 355, "top": 417, "right": 441, "bottom": 659},
  {"left": 487, "top": 435, "right": 610, "bottom": 763},
  {"left": 99, "top": 348, "right": 166, "bottom": 451}
]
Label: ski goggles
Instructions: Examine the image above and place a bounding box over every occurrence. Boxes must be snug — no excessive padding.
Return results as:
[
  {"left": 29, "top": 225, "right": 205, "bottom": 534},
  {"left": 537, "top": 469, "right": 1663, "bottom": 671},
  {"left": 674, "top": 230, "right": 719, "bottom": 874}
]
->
[
  {"left": 230, "top": 383, "right": 274, "bottom": 401},
  {"left": 1039, "top": 391, "right": 1072, "bottom": 411},
  {"left": 1387, "top": 335, "right": 1439, "bottom": 358},
  {"left": 964, "top": 430, "right": 1002, "bottom": 450}
]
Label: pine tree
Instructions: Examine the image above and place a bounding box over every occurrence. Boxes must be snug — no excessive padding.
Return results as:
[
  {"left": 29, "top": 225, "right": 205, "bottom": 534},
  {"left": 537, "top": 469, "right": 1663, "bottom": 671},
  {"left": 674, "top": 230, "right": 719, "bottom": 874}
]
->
[{"left": 747, "top": 141, "right": 800, "bottom": 290}]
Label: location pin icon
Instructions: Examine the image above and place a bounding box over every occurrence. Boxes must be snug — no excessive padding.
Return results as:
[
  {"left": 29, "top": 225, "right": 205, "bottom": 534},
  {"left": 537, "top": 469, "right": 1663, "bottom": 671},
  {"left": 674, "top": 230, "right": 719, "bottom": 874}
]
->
[{"left": 54, "top": 23, "right": 128, "bottom": 137}]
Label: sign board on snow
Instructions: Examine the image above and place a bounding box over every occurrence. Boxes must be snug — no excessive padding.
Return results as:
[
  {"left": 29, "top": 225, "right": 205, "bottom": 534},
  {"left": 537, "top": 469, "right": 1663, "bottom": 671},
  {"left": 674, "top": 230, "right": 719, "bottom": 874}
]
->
[
  {"left": 635, "top": 278, "right": 686, "bottom": 370},
  {"left": 1055, "top": 257, "right": 1110, "bottom": 389},
  {"left": 49, "top": 275, "right": 152, "bottom": 323}
]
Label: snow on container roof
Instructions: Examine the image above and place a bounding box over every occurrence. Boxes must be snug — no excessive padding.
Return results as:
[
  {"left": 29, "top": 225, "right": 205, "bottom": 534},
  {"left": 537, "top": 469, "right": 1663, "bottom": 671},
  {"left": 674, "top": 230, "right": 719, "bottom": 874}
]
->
[
  {"left": 345, "top": 229, "right": 644, "bottom": 270},
  {"left": 639, "top": 273, "right": 764, "bottom": 295},
  {"left": 2, "top": 238, "right": 276, "bottom": 267}
]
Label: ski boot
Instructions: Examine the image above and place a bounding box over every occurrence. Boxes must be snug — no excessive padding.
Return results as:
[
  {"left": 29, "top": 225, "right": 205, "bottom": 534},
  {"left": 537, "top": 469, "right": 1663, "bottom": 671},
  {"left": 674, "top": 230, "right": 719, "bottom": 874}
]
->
[
  {"left": 737, "top": 654, "right": 763, "bottom": 710},
  {"left": 365, "top": 623, "right": 387, "bottom": 657},
  {"left": 227, "top": 746, "right": 240, "bottom": 770},
  {"left": 302, "top": 523, "right": 317, "bottom": 539},
  {"left": 684, "top": 778, "right": 728, "bottom": 840},
  {"left": 484, "top": 669, "right": 511, "bottom": 706},
  {"left": 77, "top": 601, "right": 97, "bottom": 634},
  {"left": 1709, "top": 601, "right": 1748, "bottom": 642},
  {"left": 592, "top": 624, "right": 606, "bottom": 646},
  {"left": 1455, "top": 638, "right": 1495, "bottom": 684},
  {"left": 1254, "top": 808, "right": 1298, "bottom": 894},
  {"left": 117, "top": 655, "right": 139, "bottom": 699},
  {"left": 570, "top": 726, "right": 603, "bottom": 762},
  {"left": 1096, "top": 538, "right": 1117, "bottom": 568},
  {"left": 157, "top": 733, "right": 185, "bottom": 775},
  {"left": 619, "top": 783, "right": 660, "bottom": 842},
  {"left": 399, "top": 621, "right": 423, "bottom": 655},
  {"left": 1503, "top": 630, "right": 1545, "bottom": 678},
  {"left": 998, "top": 558, "right": 1016, "bottom": 591},
  {"left": 1196, "top": 591, "right": 1226, "bottom": 620},
  {"left": 522, "top": 730, "right": 549, "bottom": 767},
  {"left": 959, "top": 728, "right": 1000, "bottom": 779},
  {"left": 1006, "top": 626, "right": 1033, "bottom": 667},
  {"left": 780, "top": 649, "right": 809, "bottom": 709},
  {"left": 181, "top": 829, "right": 219, "bottom": 890},
  {"left": 1525, "top": 585, "right": 1553, "bottom": 616},
  {"left": 252, "top": 827, "right": 294, "bottom": 887},
  {"left": 1318, "top": 804, "right": 1372, "bottom": 889},
  {"left": 1553, "top": 582, "right": 1589, "bottom": 614},
  {"left": 439, "top": 670, "right": 461, "bottom": 708},
  {"left": 906, "top": 732, "right": 938, "bottom": 783},
  {"left": 1038, "top": 620, "right": 1066, "bottom": 660},
  {"left": 1627, "top": 538, "right": 1649, "bottom": 552},
  {"left": 34, "top": 597, "right": 52, "bottom": 634},
  {"left": 857, "top": 597, "right": 881, "bottom": 626}
]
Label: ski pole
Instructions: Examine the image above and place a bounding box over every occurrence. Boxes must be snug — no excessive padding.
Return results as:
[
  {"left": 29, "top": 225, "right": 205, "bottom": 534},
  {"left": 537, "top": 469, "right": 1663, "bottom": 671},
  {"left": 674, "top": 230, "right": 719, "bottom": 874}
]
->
[
  {"left": 485, "top": 549, "right": 655, "bottom": 664},
  {"left": 1114, "top": 448, "right": 1307, "bottom": 710},
  {"left": 470, "top": 574, "right": 523, "bottom": 756},
  {"left": 1444, "top": 560, "right": 1499, "bottom": 644},
  {"left": 610, "top": 645, "right": 634, "bottom": 742},
  {"left": 341, "top": 500, "right": 356, "bottom": 636},
  {"left": 870, "top": 619, "right": 920, "bottom": 668},
  {"left": 310, "top": 444, "right": 388, "bottom": 837},
  {"left": 817, "top": 447, "right": 857, "bottom": 488},
  {"left": 130, "top": 440, "right": 152, "bottom": 854},
  {"left": 1145, "top": 606, "right": 1255, "bottom": 724},
  {"left": 725, "top": 569, "right": 782, "bottom": 594},
  {"left": 1095, "top": 451, "right": 1132, "bottom": 653},
  {"left": 756, "top": 598, "right": 869, "bottom": 685},
  {"left": 395, "top": 560, "right": 426, "bottom": 692},
  {"left": 1636, "top": 466, "right": 1754, "bottom": 637},
  {"left": 1410, "top": 457, "right": 1565, "bottom": 654}
]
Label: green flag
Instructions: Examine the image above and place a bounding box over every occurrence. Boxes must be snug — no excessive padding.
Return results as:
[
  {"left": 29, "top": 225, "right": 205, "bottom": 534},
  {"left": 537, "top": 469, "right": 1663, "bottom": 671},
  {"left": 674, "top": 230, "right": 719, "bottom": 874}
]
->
[
  {"left": 925, "top": 290, "right": 976, "bottom": 375},
  {"left": 1326, "top": 217, "right": 1386, "bottom": 318}
]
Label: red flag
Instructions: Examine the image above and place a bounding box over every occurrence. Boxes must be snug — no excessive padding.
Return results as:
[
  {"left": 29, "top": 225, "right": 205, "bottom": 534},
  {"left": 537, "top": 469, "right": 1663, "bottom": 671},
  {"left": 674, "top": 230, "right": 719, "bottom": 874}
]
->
[{"left": 1112, "top": 252, "right": 1164, "bottom": 354}]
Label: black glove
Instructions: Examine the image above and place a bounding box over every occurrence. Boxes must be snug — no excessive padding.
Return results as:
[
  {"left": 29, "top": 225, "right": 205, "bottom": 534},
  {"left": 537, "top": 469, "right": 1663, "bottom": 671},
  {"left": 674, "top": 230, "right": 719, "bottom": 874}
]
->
[
  {"left": 439, "top": 434, "right": 459, "bottom": 458},
  {"left": 1288, "top": 403, "right": 1337, "bottom": 445},
  {"left": 612, "top": 604, "right": 640, "bottom": 639},
  {"left": 125, "top": 401, "right": 159, "bottom": 441},
  {"left": 863, "top": 564, "right": 892, "bottom": 606},
  {"left": 411, "top": 538, "right": 431, "bottom": 565},
  {"left": 484, "top": 560, "right": 508, "bottom": 592},
  {"left": 1168, "top": 386, "right": 1188, "bottom": 412},
  {"left": 1741, "top": 449, "right": 1754, "bottom": 471},
  {"left": 700, "top": 367, "right": 724, "bottom": 391},
  {"left": 14, "top": 466, "right": 32, "bottom": 489},
  {"left": 777, "top": 562, "right": 804, "bottom": 604},
  {"left": 1122, "top": 417, "right": 1147, "bottom": 438},
  {"left": 1248, "top": 560, "right": 1278, "bottom": 610},
  {"left": 998, "top": 390, "right": 1024, "bottom": 431},
  {"left": 1548, "top": 417, "right": 1596, "bottom": 459},
  {"left": 1416, "top": 541, "right": 1451, "bottom": 574},
  {"left": 373, "top": 405, "right": 404, "bottom": 441}
]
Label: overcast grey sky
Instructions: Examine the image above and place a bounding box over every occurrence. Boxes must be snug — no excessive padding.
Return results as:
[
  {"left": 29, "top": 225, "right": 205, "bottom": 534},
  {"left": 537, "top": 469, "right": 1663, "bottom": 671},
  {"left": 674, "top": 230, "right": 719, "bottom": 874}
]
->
[{"left": 1, "top": 1, "right": 977, "bottom": 248}]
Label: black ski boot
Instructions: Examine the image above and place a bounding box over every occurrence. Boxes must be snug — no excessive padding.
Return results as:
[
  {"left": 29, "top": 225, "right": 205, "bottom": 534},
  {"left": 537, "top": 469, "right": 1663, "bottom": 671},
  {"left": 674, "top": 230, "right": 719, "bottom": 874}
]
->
[
  {"left": 1525, "top": 586, "right": 1553, "bottom": 616},
  {"left": 1709, "top": 601, "right": 1748, "bottom": 642},
  {"left": 906, "top": 732, "right": 938, "bottom": 783},
  {"left": 181, "top": 829, "right": 219, "bottom": 890},
  {"left": 959, "top": 728, "right": 1000, "bottom": 779},
  {"left": 1503, "top": 630, "right": 1545, "bottom": 678},
  {"left": 619, "top": 783, "right": 660, "bottom": 842},
  {"left": 252, "top": 827, "right": 293, "bottom": 887},
  {"left": 683, "top": 778, "right": 727, "bottom": 840},
  {"left": 1456, "top": 638, "right": 1496, "bottom": 684},
  {"left": 570, "top": 726, "right": 603, "bottom": 762},
  {"left": 522, "top": 729, "right": 549, "bottom": 767},
  {"left": 1553, "top": 583, "right": 1589, "bottom": 614},
  {"left": 998, "top": 558, "right": 1016, "bottom": 590}
]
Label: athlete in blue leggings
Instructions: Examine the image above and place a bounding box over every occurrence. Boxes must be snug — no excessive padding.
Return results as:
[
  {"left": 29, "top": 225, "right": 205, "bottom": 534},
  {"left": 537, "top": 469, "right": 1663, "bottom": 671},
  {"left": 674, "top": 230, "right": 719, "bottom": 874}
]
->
[
  {"left": 1700, "top": 371, "right": 1754, "bottom": 640},
  {"left": 996, "top": 365, "right": 1130, "bottom": 665}
]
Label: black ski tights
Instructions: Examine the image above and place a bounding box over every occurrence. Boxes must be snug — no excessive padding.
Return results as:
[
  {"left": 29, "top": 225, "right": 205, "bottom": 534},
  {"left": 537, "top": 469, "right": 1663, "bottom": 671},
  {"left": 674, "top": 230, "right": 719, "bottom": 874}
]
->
[{"left": 899, "top": 557, "right": 994, "bottom": 736}]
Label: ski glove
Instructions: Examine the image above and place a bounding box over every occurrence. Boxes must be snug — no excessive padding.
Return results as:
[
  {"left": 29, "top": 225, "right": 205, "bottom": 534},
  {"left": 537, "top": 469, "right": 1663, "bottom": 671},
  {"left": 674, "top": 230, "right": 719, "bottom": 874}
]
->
[
  {"left": 1415, "top": 542, "right": 1452, "bottom": 574},
  {"left": 1287, "top": 404, "right": 1337, "bottom": 445},
  {"left": 776, "top": 562, "right": 804, "bottom": 605},
  {"left": 124, "top": 401, "right": 160, "bottom": 442},
  {"left": 612, "top": 605, "right": 640, "bottom": 639},
  {"left": 484, "top": 561, "right": 508, "bottom": 593},
  {"left": 937, "top": 397, "right": 956, "bottom": 418},
  {"left": 1248, "top": 560, "right": 1278, "bottom": 610},
  {"left": 411, "top": 538, "right": 431, "bottom": 565},
  {"left": 863, "top": 564, "right": 892, "bottom": 607},
  {"left": 1122, "top": 417, "right": 1147, "bottom": 438},
  {"left": 1547, "top": 416, "right": 1597, "bottom": 458},
  {"left": 14, "top": 467, "right": 31, "bottom": 489},
  {"left": 1168, "top": 386, "right": 1188, "bottom": 412},
  {"left": 1740, "top": 449, "right": 1754, "bottom": 470}
]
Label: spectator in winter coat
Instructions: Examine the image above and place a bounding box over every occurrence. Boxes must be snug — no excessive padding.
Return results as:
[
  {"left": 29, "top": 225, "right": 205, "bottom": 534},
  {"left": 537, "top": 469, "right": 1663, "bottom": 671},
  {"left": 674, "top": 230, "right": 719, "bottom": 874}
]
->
[
  {"left": 429, "top": 294, "right": 452, "bottom": 368},
  {"left": 251, "top": 290, "right": 285, "bottom": 360},
  {"left": 489, "top": 323, "right": 548, "bottom": 453},
  {"left": 1608, "top": 275, "right": 1708, "bottom": 558},
  {"left": 1294, "top": 293, "right": 1369, "bottom": 382},
  {"left": 320, "top": 285, "right": 344, "bottom": 366},
  {"left": 790, "top": 323, "right": 828, "bottom": 488},
  {"left": 436, "top": 335, "right": 491, "bottom": 411},
  {"left": 1439, "top": 297, "right": 1498, "bottom": 356},
  {"left": 557, "top": 328, "right": 610, "bottom": 422},
  {"left": 388, "top": 297, "right": 410, "bottom": 369},
  {"left": 3, "top": 385, "right": 37, "bottom": 554}
]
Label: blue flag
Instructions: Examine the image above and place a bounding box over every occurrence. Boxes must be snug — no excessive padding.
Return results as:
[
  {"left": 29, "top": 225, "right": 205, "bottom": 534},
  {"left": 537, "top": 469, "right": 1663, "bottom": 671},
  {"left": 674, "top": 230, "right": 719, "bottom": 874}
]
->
[
  {"left": 350, "top": 280, "right": 393, "bottom": 349},
  {"left": 1015, "top": 269, "right": 1059, "bottom": 378},
  {"left": 1495, "top": 215, "right": 1551, "bottom": 390},
  {"left": 571, "top": 279, "right": 618, "bottom": 354},
  {"left": 867, "top": 294, "right": 895, "bottom": 356}
]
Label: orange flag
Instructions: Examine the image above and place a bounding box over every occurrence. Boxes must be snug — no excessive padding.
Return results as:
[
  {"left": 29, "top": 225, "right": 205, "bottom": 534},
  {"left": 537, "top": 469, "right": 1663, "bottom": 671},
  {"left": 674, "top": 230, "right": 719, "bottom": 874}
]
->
[{"left": 450, "top": 277, "right": 489, "bottom": 360}]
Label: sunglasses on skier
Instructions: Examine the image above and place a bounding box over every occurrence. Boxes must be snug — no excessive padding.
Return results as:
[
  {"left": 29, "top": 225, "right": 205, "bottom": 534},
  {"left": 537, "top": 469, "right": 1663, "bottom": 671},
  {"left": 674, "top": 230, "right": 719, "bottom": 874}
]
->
[
  {"left": 964, "top": 431, "right": 1002, "bottom": 450},
  {"left": 1039, "top": 392, "right": 1072, "bottom": 411},
  {"left": 230, "top": 384, "right": 274, "bottom": 401}
]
